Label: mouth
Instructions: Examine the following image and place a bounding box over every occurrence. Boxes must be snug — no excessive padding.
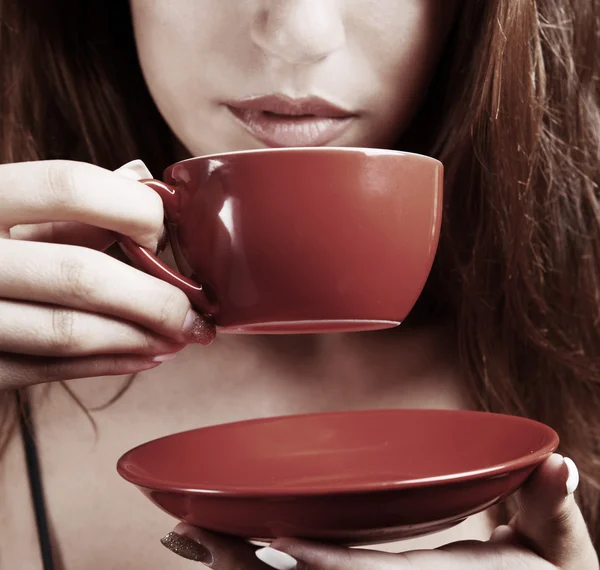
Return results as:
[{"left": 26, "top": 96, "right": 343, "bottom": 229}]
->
[{"left": 225, "top": 95, "right": 357, "bottom": 147}]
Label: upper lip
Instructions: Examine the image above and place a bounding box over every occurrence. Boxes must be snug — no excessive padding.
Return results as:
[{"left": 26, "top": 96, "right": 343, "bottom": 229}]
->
[{"left": 226, "top": 95, "right": 355, "bottom": 118}]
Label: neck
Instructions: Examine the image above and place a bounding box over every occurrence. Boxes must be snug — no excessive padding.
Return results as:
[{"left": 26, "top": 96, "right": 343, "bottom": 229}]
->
[{"left": 215, "top": 320, "right": 473, "bottom": 412}]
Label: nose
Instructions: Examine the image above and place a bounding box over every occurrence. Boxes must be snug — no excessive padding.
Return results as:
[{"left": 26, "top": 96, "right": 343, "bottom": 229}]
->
[{"left": 251, "top": 0, "right": 346, "bottom": 65}]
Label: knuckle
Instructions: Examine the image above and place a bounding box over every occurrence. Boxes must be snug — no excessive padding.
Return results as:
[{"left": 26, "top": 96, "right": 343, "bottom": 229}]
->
[
  {"left": 139, "top": 328, "right": 160, "bottom": 353},
  {"left": 98, "top": 355, "right": 124, "bottom": 376},
  {"left": 0, "top": 355, "right": 27, "bottom": 390},
  {"left": 48, "top": 306, "right": 78, "bottom": 354},
  {"left": 154, "top": 285, "right": 189, "bottom": 332},
  {"left": 551, "top": 503, "right": 576, "bottom": 531},
  {"left": 58, "top": 248, "right": 101, "bottom": 305},
  {"left": 45, "top": 160, "right": 82, "bottom": 211}
]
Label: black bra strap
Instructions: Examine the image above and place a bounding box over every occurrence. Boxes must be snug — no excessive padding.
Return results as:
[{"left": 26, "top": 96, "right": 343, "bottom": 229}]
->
[{"left": 17, "top": 390, "right": 55, "bottom": 570}]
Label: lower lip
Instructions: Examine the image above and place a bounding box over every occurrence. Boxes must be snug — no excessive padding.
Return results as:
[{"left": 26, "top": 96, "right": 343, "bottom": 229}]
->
[{"left": 227, "top": 106, "right": 355, "bottom": 147}]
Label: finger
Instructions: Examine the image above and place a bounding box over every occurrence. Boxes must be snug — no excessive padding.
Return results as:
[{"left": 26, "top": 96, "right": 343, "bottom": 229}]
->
[
  {"left": 0, "top": 240, "right": 213, "bottom": 344},
  {"left": 8, "top": 161, "right": 156, "bottom": 251},
  {"left": 265, "top": 539, "right": 414, "bottom": 570},
  {"left": 0, "top": 160, "right": 163, "bottom": 250},
  {"left": 262, "top": 537, "right": 548, "bottom": 570},
  {"left": 10, "top": 222, "right": 116, "bottom": 251},
  {"left": 158, "top": 530, "right": 554, "bottom": 570},
  {"left": 161, "top": 524, "right": 266, "bottom": 569},
  {"left": 0, "top": 352, "right": 176, "bottom": 389},
  {"left": 489, "top": 524, "right": 519, "bottom": 544},
  {"left": 511, "top": 453, "right": 598, "bottom": 569},
  {"left": 0, "top": 299, "right": 186, "bottom": 357},
  {"left": 115, "top": 159, "right": 154, "bottom": 181}
]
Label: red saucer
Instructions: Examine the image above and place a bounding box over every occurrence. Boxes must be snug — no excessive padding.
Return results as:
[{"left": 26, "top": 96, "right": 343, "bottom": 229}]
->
[{"left": 117, "top": 409, "right": 558, "bottom": 545}]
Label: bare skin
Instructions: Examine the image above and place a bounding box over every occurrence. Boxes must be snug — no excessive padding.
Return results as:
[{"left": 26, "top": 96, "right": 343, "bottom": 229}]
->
[
  {"left": 1, "top": 317, "right": 501, "bottom": 569},
  {"left": 0, "top": 2, "right": 597, "bottom": 568}
]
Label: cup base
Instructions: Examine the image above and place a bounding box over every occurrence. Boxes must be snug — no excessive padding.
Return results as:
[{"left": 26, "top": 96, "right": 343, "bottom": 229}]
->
[{"left": 218, "top": 319, "right": 401, "bottom": 335}]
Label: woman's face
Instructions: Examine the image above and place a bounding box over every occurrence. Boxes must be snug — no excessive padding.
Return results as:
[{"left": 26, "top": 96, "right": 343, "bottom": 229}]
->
[{"left": 130, "top": 1, "right": 457, "bottom": 156}]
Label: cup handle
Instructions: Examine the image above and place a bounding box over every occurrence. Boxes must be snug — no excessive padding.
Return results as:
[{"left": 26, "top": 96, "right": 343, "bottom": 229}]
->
[{"left": 117, "top": 179, "right": 218, "bottom": 316}]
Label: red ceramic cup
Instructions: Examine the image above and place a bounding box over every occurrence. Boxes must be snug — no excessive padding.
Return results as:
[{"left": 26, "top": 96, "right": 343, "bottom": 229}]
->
[{"left": 119, "top": 148, "right": 442, "bottom": 334}]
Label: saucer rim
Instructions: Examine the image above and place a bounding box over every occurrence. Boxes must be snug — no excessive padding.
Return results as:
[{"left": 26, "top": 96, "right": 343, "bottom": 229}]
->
[{"left": 116, "top": 408, "right": 559, "bottom": 497}]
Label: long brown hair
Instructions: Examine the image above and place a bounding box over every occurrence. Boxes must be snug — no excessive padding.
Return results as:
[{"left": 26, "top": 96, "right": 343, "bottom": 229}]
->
[{"left": 1, "top": 0, "right": 599, "bottom": 551}]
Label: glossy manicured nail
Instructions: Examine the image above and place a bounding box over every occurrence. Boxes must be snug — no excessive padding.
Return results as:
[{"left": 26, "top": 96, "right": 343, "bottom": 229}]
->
[
  {"left": 256, "top": 547, "right": 298, "bottom": 570},
  {"left": 116, "top": 159, "right": 153, "bottom": 180},
  {"left": 564, "top": 457, "right": 579, "bottom": 495},
  {"left": 151, "top": 353, "right": 178, "bottom": 363},
  {"left": 160, "top": 532, "right": 213, "bottom": 563},
  {"left": 182, "top": 310, "right": 216, "bottom": 345}
]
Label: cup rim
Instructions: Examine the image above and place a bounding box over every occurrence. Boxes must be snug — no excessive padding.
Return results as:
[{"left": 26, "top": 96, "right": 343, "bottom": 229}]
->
[{"left": 169, "top": 146, "right": 443, "bottom": 168}]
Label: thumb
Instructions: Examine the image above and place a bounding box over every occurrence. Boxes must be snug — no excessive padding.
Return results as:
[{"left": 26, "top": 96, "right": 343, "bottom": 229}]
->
[
  {"left": 511, "top": 453, "right": 598, "bottom": 569},
  {"left": 116, "top": 160, "right": 168, "bottom": 254}
]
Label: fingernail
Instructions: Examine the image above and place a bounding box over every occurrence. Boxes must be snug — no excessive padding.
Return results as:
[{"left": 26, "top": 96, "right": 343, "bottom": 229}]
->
[
  {"left": 117, "top": 361, "right": 161, "bottom": 374},
  {"left": 182, "top": 310, "right": 216, "bottom": 345},
  {"left": 151, "top": 353, "right": 178, "bottom": 363},
  {"left": 564, "top": 457, "right": 579, "bottom": 495},
  {"left": 116, "top": 159, "right": 153, "bottom": 180},
  {"left": 160, "top": 532, "right": 213, "bottom": 563},
  {"left": 256, "top": 547, "right": 298, "bottom": 570},
  {"left": 489, "top": 524, "right": 516, "bottom": 543}
]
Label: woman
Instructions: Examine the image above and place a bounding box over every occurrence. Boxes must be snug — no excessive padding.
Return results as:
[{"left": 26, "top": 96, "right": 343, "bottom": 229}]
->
[{"left": 0, "top": 0, "right": 598, "bottom": 568}]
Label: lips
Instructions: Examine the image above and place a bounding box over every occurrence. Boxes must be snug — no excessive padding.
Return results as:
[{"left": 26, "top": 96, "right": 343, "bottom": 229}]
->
[{"left": 226, "top": 95, "right": 356, "bottom": 147}]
